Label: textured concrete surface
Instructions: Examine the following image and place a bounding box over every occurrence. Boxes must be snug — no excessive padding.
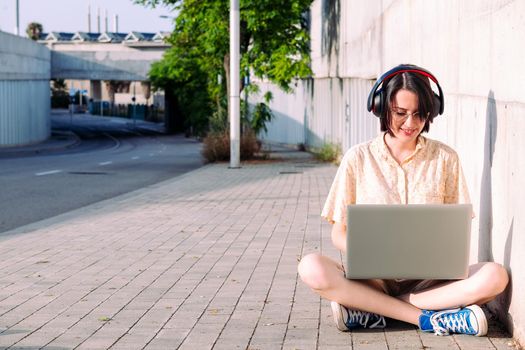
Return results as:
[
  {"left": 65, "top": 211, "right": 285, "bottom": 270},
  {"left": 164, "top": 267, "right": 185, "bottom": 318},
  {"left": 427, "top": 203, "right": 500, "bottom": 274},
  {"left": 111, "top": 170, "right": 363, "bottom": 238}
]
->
[
  {"left": 0, "top": 30, "right": 51, "bottom": 146},
  {"left": 0, "top": 31, "right": 50, "bottom": 81},
  {"left": 49, "top": 44, "right": 166, "bottom": 81}
]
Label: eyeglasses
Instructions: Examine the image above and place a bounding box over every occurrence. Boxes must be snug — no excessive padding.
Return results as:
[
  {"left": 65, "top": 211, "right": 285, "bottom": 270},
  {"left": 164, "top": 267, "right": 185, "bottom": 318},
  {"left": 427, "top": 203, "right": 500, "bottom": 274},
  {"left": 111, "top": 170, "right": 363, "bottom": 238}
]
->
[{"left": 390, "top": 108, "right": 429, "bottom": 122}]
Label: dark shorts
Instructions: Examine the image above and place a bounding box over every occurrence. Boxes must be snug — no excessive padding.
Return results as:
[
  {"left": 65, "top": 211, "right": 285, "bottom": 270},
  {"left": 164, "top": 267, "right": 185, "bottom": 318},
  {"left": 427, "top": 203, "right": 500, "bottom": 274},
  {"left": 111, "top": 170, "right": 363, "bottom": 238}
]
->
[
  {"left": 340, "top": 263, "right": 450, "bottom": 297},
  {"left": 369, "top": 278, "right": 449, "bottom": 297}
]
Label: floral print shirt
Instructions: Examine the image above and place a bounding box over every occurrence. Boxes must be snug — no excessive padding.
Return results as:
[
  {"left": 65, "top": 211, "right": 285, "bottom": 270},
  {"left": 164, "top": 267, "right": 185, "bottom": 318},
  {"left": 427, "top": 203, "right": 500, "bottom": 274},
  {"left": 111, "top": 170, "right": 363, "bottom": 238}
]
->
[{"left": 321, "top": 133, "right": 472, "bottom": 225}]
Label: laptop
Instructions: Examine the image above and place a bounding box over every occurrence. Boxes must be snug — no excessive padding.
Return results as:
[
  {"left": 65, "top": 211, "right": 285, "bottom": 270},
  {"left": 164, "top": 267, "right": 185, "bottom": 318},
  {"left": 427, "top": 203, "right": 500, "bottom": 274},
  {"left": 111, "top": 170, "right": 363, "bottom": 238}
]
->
[{"left": 345, "top": 204, "right": 472, "bottom": 280}]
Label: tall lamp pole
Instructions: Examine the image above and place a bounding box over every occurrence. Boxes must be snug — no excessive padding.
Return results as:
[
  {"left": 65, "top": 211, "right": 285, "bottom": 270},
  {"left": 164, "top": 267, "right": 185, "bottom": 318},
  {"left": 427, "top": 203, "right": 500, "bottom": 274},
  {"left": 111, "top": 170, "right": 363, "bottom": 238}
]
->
[
  {"left": 15, "top": 0, "right": 20, "bottom": 35},
  {"left": 229, "top": 0, "right": 240, "bottom": 168}
]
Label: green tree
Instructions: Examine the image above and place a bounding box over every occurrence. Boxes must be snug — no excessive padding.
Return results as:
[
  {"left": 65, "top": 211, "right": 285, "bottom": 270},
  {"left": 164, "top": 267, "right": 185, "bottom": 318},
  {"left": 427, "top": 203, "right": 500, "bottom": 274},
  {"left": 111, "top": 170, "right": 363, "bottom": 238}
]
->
[
  {"left": 135, "top": 0, "right": 312, "bottom": 135},
  {"left": 26, "top": 22, "right": 43, "bottom": 41},
  {"left": 50, "top": 79, "right": 69, "bottom": 109}
]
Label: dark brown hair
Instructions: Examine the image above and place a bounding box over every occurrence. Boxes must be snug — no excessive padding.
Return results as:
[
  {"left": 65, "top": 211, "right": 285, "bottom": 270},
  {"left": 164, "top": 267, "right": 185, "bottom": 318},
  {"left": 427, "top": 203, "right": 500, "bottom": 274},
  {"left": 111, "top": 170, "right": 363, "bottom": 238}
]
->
[{"left": 380, "top": 67, "right": 436, "bottom": 136}]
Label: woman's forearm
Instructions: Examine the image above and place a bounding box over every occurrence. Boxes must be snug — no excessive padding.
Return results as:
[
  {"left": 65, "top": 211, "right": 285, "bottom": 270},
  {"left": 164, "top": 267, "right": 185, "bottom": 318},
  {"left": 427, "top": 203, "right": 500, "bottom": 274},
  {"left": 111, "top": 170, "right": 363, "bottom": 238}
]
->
[{"left": 331, "top": 222, "right": 347, "bottom": 252}]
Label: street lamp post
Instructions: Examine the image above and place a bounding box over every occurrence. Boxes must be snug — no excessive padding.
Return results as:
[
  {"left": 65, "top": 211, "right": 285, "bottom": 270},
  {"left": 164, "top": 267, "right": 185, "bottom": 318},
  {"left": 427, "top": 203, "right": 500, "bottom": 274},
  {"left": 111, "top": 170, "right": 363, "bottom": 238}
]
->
[
  {"left": 229, "top": 0, "right": 240, "bottom": 168},
  {"left": 15, "top": 0, "right": 20, "bottom": 36}
]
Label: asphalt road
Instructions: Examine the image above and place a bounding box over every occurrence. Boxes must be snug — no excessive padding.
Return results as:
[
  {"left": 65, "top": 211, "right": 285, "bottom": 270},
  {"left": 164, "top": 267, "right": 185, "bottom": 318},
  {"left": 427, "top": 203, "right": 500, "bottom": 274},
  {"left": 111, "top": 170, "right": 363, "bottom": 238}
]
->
[{"left": 0, "top": 112, "right": 204, "bottom": 235}]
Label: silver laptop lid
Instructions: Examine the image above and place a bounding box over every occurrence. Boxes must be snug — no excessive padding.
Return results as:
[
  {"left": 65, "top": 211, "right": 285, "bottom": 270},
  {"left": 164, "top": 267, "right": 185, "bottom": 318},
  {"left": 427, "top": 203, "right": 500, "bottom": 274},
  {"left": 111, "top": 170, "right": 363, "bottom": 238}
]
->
[{"left": 346, "top": 204, "right": 472, "bottom": 280}]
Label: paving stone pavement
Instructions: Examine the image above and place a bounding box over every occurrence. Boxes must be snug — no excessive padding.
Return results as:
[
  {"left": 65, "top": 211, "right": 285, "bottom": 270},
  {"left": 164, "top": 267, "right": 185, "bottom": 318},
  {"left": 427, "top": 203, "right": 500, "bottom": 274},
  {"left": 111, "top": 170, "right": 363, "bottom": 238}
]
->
[{"left": 0, "top": 153, "right": 518, "bottom": 349}]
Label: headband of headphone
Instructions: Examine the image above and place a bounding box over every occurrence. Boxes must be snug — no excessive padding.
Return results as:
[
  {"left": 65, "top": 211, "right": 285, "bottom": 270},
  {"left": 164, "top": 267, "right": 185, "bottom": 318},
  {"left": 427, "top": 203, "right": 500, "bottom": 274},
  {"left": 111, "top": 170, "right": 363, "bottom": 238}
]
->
[{"left": 366, "top": 65, "right": 444, "bottom": 118}]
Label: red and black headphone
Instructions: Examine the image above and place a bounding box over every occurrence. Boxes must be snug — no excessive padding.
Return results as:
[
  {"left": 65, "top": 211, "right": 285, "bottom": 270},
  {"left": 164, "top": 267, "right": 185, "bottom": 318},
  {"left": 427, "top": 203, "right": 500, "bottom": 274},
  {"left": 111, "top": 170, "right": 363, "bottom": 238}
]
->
[{"left": 366, "top": 64, "right": 444, "bottom": 118}]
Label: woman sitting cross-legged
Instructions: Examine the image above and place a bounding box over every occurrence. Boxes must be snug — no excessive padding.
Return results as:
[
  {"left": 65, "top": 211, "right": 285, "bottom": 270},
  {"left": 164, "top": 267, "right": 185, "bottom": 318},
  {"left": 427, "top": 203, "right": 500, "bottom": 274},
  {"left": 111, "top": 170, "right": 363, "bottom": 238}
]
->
[{"left": 298, "top": 64, "right": 509, "bottom": 336}]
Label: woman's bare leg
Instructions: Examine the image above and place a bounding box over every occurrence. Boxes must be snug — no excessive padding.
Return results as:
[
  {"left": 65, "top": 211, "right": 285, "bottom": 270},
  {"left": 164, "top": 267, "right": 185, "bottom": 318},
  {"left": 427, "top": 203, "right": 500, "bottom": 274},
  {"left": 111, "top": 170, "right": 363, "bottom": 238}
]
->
[
  {"left": 298, "top": 253, "right": 422, "bottom": 325},
  {"left": 398, "top": 262, "right": 509, "bottom": 310}
]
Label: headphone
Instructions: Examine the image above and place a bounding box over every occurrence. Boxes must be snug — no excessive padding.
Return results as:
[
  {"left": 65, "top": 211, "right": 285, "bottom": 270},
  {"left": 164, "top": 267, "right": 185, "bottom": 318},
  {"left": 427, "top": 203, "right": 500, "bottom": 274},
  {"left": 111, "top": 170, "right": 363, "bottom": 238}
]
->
[{"left": 366, "top": 65, "right": 444, "bottom": 118}]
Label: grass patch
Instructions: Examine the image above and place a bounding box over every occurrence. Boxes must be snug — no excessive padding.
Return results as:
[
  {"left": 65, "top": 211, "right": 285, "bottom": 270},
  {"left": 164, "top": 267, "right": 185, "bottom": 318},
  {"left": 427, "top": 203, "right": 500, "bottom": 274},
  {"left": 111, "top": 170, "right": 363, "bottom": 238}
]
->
[{"left": 312, "top": 143, "right": 341, "bottom": 164}]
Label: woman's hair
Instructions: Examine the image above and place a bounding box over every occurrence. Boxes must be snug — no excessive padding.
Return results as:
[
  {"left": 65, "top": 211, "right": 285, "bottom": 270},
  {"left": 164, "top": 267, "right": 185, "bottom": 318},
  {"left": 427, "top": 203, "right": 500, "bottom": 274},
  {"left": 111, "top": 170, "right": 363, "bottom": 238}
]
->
[{"left": 380, "top": 66, "right": 437, "bottom": 136}]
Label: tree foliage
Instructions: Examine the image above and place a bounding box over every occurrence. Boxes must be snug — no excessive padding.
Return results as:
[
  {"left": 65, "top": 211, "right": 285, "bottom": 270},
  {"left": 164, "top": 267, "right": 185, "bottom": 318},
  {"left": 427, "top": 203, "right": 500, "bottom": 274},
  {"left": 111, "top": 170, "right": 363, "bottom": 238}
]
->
[
  {"left": 135, "top": 0, "right": 313, "bottom": 135},
  {"left": 26, "top": 22, "right": 43, "bottom": 41}
]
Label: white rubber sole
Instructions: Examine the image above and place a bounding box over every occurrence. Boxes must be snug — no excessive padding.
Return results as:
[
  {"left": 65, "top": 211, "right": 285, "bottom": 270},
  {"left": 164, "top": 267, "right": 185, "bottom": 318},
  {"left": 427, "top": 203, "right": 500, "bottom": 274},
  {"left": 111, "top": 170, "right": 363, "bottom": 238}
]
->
[
  {"left": 466, "top": 304, "right": 488, "bottom": 336},
  {"left": 330, "top": 301, "right": 349, "bottom": 331}
]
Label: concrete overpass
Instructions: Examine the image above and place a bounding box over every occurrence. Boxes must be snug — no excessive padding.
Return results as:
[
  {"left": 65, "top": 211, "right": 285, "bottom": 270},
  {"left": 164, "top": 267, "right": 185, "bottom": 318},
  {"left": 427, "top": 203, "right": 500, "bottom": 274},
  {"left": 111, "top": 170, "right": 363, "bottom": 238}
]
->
[
  {"left": 41, "top": 31, "right": 170, "bottom": 106},
  {"left": 45, "top": 35, "right": 169, "bottom": 81}
]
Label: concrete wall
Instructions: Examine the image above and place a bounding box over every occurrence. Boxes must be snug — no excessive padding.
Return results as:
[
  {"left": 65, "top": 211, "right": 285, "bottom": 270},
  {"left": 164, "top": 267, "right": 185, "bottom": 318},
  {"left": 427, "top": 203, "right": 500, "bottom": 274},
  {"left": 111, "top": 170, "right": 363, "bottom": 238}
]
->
[
  {"left": 255, "top": 0, "right": 525, "bottom": 344},
  {"left": 253, "top": 77, "right": 378, "bottom": 151},
  {"left": 0, "top": 31, "right": 50, "bottom": 146},
  {"left": 48, "top": 43, "right": 166, "bottom": 81}
]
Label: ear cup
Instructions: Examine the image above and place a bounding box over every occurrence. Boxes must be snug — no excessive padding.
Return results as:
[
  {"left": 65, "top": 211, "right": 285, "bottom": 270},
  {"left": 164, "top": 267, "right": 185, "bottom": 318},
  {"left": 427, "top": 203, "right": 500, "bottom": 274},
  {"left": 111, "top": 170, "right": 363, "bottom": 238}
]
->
[
  {"left": 372, "top": 88, "right": 383, "bottom": 118},
  {"left": 432, "top": 93, "right": 441, "bottom": 118}
]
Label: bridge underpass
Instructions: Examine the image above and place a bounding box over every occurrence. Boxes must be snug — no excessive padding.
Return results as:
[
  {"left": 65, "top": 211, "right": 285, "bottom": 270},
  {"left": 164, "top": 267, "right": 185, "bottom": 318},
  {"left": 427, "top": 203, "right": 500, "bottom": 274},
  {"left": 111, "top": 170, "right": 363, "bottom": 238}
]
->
[{"left": 46, "top": 38, "right": 182, "bottom": 133}]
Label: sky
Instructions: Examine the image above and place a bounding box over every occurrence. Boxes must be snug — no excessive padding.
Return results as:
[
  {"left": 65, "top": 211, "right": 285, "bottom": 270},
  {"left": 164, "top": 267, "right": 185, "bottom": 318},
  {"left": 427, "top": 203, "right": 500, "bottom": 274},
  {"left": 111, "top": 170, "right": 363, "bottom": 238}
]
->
[{"left": 0, "top": 0, "right": 176, "bottom": 35}]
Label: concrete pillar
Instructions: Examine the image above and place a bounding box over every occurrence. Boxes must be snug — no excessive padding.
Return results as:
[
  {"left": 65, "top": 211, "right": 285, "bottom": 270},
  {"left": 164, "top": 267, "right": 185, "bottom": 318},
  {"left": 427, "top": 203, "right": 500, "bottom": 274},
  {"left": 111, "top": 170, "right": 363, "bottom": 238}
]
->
[
  {"left": 106, "top": 82, "right": 116, "bottom": 105},
  {"left": 90, "top": 80, "right": 101, "bottom": 100},
  {"left": 141, "top": 81, "right": 151, "bottom": 104},
  {"left": 89, "top": 80, "right": 104, "bottom": 115}
]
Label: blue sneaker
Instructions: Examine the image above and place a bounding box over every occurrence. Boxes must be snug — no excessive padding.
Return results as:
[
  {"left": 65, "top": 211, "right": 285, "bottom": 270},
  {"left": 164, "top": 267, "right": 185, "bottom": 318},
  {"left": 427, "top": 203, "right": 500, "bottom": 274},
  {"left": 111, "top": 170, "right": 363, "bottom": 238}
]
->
[
  {"left": 331, "top": 301, "right": 386, "bottom": 331},
  {"left": 419, "top": 305, "right": 488, "bottom": 336}
]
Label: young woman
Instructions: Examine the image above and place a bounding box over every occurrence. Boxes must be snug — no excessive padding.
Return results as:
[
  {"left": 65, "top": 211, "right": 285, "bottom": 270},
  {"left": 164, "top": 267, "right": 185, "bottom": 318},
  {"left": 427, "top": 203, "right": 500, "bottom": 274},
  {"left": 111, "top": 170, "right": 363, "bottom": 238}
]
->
[{"left": 298, "top": 64, "right": 509, "bottom": 336}]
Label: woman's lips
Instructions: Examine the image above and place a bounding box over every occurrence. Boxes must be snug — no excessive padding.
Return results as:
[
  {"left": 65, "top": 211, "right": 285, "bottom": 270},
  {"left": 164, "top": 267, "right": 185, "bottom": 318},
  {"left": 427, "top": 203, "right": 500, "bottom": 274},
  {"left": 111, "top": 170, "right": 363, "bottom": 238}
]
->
[{"left": 400, "top": 128, "right": 415, "bottom": 135}]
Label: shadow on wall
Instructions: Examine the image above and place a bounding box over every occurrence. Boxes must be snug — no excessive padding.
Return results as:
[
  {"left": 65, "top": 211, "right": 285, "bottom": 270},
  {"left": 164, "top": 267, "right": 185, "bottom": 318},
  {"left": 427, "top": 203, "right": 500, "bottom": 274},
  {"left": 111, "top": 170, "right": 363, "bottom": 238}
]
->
[
  {"left": 498, "top": 218, "right": 514, "bottom": 335},
  {"left": 322, "top": 0, "right": 340, "bottom": 62},
  {"left": 480, "top": 90, "right": 514, "bottom": 331},
  {"left": 478, "top": 90, "right": 497, "bottom": 263},
  {"left": 256, "top": 78, "right": 329, "bottom": 149},
  {"left": 260, "top": 107, "right": 326, "bottom": 149}
]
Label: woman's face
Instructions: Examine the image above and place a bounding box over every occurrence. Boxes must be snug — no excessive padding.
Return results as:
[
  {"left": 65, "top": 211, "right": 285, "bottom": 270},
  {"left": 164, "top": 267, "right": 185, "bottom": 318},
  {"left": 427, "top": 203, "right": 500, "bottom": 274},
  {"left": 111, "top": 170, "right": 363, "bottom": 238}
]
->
[{"left": 389, "top": 89, "right": 426, "bottom": 144}]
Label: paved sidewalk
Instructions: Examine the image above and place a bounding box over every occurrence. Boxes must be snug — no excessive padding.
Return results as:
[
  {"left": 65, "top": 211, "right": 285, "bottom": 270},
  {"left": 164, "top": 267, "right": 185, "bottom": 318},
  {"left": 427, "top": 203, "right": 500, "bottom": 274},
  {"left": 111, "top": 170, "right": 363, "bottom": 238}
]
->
[{"left": 0, "top": 150, "right": 517, "bottom": 349}]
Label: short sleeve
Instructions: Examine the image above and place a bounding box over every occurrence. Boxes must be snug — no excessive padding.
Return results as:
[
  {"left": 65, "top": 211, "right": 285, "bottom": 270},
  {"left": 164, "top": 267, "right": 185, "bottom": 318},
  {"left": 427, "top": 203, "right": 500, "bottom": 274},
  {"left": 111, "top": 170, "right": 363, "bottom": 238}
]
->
[
  {"left": 321, "top": 149, "right": 357, "bottom": 224},
  {"left": 444, "top": 152, "right": 475, "bottom": 217}
]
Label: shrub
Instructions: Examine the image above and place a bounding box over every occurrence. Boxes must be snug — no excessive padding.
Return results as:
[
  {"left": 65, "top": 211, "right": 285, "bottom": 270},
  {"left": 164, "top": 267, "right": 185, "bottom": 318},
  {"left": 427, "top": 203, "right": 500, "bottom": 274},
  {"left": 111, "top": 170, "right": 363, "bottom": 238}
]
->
[
  {"left": 51, "top": 93, "right": 70, "bottom": 109},
  {"left": 312, "top": 143, "right": 341, "bottom": 164},
  {"left": 248, "top": 91, "right": 274, "bottom": 137},
  {"left": 202, "top": 129, "right": 261, "bottom": 163}
]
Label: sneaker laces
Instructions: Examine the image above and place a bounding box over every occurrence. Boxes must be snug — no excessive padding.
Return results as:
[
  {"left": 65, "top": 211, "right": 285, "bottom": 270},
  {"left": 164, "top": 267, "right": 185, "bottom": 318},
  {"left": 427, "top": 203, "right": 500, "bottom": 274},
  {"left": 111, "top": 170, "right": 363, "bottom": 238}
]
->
[
  {"left": 346, "top": 309, "right": 386, "bottom": 329},
  {"left": 429, "top": 308, "right": 470, "bottom": 336}
]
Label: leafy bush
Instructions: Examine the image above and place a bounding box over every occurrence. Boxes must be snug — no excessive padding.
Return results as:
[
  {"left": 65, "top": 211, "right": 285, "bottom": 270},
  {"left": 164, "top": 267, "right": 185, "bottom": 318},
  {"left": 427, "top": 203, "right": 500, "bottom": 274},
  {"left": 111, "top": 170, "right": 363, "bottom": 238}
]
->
[
  {"left": 312, "top": 143, "right": 341, "bottom": 164},
  {"left": 50, "top": 79, "right": 69, "bottom": 109},
  {"left": 209, "top": 102, "right": 229, "bottom": 134},
  {"left": 51, "top": 93, "right": 70, "bottom": 109},
  {"left": 250, "top": 91, "right": 274, "bottom": 136},
  {"left": 201, "top": 129, "right": 261, "bottom": 163}
]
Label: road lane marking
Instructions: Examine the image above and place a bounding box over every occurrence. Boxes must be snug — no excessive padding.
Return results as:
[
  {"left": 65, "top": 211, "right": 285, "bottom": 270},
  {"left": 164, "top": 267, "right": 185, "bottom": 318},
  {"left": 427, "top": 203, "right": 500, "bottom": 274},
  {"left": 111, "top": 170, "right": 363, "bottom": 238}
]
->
[
  {"left": 36, "top": 170, "right": 62, "bottom": 176},
  {"left": 99, "top": 161, "right": 113, "bottom": 166},
  {"left": 103, "top": 132, "right": 121, "bottom": 151}
]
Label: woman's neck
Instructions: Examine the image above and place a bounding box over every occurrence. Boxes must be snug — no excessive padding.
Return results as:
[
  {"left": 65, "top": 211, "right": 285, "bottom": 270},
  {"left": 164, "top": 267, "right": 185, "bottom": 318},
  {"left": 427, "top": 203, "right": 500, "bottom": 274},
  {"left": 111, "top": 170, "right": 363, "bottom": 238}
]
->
[{"left": 384, "top": 133, "right": 418, "bottom": 164}]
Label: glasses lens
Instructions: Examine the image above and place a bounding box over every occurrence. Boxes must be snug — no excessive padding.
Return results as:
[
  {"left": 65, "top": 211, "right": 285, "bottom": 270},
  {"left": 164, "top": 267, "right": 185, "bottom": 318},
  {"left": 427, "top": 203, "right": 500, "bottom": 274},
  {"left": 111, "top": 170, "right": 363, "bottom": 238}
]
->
[{"left": 391, "top": 109, "right": 426, "bottom": 121}]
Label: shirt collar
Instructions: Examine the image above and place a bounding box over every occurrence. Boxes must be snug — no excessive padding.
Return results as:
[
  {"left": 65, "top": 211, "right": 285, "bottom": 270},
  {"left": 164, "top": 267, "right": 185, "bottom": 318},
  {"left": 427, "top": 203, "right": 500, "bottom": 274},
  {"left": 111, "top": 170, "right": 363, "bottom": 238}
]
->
[{"left": 374, "top": 132, "right": 427, "bottom": 165}]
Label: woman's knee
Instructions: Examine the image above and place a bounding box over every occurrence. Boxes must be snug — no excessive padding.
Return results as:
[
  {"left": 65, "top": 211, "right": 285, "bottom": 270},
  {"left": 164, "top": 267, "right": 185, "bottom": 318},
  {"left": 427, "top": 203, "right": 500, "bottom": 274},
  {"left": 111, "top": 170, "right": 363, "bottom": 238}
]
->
[
  {"left": 298, "top": 253, "right": 338, "bottom": 291},
  {"left": 469, "top": 262, "right": 509, "bottom": 298}
]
